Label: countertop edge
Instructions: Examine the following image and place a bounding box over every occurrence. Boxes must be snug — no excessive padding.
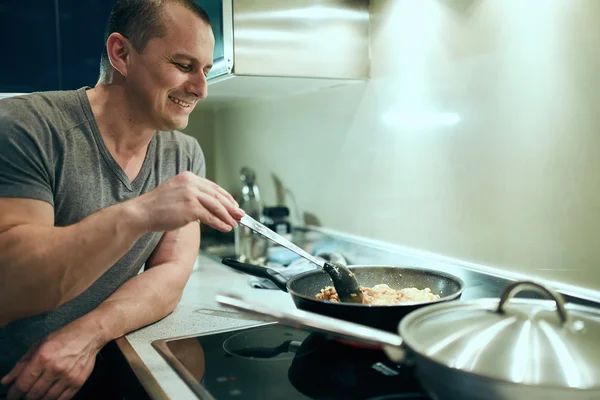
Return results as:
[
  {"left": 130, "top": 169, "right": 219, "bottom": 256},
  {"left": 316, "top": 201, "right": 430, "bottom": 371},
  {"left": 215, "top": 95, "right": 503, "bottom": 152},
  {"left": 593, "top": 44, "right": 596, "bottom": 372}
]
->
[
  {"left": 118, "top": 254, "right": 294, "bottom": 399},
  {"left": 115, "top": 336, "right": 171, "bottom": 400}
]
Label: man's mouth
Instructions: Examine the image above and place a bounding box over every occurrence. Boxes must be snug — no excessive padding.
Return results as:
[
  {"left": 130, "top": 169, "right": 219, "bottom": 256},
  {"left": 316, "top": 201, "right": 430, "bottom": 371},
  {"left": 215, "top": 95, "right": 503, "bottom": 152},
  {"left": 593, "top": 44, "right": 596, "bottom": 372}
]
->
[{"left": 168, "top": 95, "right": 193, "bottom": 108}]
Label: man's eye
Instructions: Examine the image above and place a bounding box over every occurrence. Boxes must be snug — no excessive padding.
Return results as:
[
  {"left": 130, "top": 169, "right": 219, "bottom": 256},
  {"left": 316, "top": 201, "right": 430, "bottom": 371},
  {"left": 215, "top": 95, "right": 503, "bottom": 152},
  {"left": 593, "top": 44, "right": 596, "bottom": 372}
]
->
[{"left": 175, "top": 63, "right": 192, "bottom": 72}]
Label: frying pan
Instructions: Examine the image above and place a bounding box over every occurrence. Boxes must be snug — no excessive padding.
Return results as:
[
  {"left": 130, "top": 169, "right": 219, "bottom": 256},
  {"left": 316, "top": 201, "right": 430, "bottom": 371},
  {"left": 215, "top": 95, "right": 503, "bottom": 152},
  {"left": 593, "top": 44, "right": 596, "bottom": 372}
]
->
[{"left": 221, "top": 258, "right": 465, "bottom": 332}]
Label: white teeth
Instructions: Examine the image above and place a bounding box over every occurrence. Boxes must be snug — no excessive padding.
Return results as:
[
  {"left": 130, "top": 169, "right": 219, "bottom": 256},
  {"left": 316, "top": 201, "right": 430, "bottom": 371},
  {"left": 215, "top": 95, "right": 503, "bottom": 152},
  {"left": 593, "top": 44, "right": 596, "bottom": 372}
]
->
[{"left": 169, "top": 96, "right": 191, "bottom": 108}]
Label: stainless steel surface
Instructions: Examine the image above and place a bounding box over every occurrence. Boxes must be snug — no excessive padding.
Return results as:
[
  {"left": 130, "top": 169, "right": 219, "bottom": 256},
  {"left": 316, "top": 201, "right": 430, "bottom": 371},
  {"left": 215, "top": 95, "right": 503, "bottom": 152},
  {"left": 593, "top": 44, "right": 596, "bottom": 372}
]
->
[
  {"left": 0, "top": 93, "right": 27, "bottom": 99},
  {"left": 239, "top": 214, "right": 326, "bottom": 268},
  {"left": 497, "top": 280, "right": 568, "bottom": 322},
  {"left": 217, "top": 0, "right": 234, "bottom": 79},
  {"left": 197, "top": 0, "right": 370, "bottom": 105},
  {"left": 201, "top": 76, "right": 366, "bottom": 107},
  {"left": 232, "top": 0, "right": 369, "bottom": 79},
  {"left": 413, "top": 355, "right": 600, "bottom": 400},
  {"left": 401, "top": 281, "right": 600, "bottom": 390},
  {"left": 215, "top": 293, "right": 406, "bottom": 361},
  {"left": 181, "top": 0, "right": 233, "bottom": 80}
]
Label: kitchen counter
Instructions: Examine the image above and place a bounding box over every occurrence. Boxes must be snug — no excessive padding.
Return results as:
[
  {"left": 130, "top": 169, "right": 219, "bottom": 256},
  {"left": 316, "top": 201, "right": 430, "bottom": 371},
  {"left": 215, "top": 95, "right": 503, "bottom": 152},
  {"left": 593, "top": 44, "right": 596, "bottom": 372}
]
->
[
  {"left": 115, "top": 252, "right": 508, "bottom": 399},
  {"left": 116, "top": 254, "right": 295, "bottom": 400},
  {"left": 116, "top": 231, "right": 600, "bottom": 400}
]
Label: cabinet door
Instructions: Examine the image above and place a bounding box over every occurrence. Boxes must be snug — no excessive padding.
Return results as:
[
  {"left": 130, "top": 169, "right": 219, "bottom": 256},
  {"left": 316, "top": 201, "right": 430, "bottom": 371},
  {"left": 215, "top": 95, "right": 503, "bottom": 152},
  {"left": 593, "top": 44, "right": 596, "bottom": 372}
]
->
[
  {"left": 194, "top": 0, "right": 232, "bottom": 79},
  {"left": 0, "top": 1, "right": 60, "bottom": 92},
  {"left": 58, "top": 0, "right": 115, "bottom": 90}
]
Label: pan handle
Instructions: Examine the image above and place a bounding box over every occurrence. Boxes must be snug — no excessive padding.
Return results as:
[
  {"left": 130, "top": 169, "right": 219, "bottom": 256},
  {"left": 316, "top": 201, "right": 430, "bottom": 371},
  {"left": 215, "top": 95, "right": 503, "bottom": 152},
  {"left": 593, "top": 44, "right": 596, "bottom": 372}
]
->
[{"left": 221, "top": 258, "right": 289, "bottom": 292}]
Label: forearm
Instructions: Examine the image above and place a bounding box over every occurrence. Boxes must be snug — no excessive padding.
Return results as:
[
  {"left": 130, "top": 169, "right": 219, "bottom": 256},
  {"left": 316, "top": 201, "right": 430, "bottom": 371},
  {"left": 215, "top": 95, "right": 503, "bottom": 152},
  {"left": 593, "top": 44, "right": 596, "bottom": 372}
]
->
[
  {"left": 0, "top": 202, "right": 145, "bottom": 325},
  {"left": 84, "top": 262, "right": 192, "bottom": 344},
  {"left": 83, "top": 222, "right": 199, "bottom": 343}
]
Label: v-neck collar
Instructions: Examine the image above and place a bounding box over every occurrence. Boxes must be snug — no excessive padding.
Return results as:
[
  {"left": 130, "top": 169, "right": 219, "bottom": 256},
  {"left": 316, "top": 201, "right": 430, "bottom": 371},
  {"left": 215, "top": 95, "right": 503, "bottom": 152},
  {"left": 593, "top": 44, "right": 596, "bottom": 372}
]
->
[{"left": 77, "top": 87, "right": 157, "bottom": 191}]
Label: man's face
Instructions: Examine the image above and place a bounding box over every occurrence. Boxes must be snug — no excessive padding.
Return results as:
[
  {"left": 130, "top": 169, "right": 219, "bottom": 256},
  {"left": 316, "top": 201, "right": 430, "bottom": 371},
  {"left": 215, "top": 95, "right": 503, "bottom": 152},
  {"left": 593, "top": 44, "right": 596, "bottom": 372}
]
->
[{"left": 126, "top": 3, "right": 214, "bottom": 131}]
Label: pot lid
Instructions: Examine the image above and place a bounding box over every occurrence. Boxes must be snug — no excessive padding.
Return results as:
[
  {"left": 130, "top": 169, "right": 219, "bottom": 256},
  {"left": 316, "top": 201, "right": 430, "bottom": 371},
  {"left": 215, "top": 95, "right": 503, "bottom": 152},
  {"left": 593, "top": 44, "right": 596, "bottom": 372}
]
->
[{"left": 400, "top": 281, "right": 600, "bottom": 390}]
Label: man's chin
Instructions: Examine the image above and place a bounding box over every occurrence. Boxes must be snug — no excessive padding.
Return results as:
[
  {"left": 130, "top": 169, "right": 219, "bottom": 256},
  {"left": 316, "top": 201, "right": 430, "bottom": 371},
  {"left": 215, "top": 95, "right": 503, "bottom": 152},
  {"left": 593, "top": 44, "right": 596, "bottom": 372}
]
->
[{"left": 162, "top": 117, "right": 189, "bottom": 131}]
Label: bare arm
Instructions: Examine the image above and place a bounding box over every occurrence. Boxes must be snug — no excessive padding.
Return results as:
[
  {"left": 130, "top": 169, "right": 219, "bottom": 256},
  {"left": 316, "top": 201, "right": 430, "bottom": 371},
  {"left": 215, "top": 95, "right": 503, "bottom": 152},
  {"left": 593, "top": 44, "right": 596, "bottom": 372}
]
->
[
  {"left": 0, "top": 223, "right": 199, "bottom": 399},
  {"left": 0, "top": 171, "right": 243, "bottom": 327},
  {"left": 0, "top": 198, "right": 145, "bottom": 327},
  {"left": 77, "top": 221, "right": 200, "bottom": 345}
]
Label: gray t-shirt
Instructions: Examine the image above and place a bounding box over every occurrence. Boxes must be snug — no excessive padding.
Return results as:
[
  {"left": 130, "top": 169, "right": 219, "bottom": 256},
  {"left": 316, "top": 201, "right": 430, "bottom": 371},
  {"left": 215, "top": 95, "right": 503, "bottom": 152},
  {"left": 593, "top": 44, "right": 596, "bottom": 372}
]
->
[{"left": 0, "top": 88, "right": 205, "bottom": 378}]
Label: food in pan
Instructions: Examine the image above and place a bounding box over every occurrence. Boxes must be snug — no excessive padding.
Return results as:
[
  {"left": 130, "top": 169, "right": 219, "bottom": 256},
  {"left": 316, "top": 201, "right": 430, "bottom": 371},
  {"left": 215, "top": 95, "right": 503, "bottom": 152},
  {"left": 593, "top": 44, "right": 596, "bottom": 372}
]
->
[{"left": 315, "top": 284, "right": 440, "bottom": 305}]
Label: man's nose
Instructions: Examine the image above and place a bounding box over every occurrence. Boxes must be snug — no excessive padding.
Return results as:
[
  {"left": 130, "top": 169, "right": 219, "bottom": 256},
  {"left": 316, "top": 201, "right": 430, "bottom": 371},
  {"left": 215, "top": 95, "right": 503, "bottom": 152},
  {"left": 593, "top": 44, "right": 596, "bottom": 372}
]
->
[{"left": 186, "top": 73, "right": 208, "bottom": 100}]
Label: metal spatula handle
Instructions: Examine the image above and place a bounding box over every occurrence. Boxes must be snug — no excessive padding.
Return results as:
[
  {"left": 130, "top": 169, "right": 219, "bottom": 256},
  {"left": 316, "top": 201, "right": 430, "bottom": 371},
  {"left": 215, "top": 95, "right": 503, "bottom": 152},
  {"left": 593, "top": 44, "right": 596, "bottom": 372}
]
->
[
  {"left": 238, "top": 214, "right": 363, "bottom": 304},
  {"left": 239, "top": 214, "right": 325, "bottom": 268}
]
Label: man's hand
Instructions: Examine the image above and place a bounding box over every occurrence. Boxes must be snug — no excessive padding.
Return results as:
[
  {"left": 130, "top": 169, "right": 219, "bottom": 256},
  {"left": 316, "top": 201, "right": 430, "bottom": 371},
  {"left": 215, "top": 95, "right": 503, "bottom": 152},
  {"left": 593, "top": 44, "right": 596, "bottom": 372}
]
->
[
  {"left": 0, "top": 318, "right": 105, "bottom": 400},
  {"left": 132, "top": 171, "right": 245, "bottom": 233}
]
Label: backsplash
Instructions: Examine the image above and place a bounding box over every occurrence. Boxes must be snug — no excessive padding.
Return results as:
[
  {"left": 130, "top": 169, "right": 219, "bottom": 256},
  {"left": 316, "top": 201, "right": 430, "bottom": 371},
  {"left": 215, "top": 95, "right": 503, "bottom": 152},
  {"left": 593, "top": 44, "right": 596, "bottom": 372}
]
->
[{"left": 186, "top": 0, "right": 600, "bottom": 292}]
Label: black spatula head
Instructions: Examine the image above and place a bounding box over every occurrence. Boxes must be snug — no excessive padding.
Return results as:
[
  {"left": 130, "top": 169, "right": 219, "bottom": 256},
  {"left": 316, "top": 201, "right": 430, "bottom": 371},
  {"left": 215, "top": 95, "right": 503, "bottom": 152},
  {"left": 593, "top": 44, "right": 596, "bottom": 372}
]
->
[{"left": 322, "top": 262, "right": 364, "bottom": 304}]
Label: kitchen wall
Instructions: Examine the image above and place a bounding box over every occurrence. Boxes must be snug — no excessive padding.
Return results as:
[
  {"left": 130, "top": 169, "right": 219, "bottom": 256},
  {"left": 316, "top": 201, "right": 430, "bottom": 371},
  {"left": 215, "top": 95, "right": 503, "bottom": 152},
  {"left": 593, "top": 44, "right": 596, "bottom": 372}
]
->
[
  {"left": 187, "top": 0, "right": 600, "bottom": 292},
  {"left": 184, "top": 109, "right": 216, "bottom": 182}
]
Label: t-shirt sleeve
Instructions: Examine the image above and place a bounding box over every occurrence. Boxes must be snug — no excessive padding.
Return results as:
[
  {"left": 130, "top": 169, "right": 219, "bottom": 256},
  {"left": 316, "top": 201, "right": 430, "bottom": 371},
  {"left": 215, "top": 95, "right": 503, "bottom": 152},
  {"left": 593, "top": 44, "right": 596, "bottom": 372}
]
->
[
  {"left": 0, "top": 107, "right": 54, "bottom": 206},
  {"left": 190, "top": 139, "right": 206, "bottom": 179}
]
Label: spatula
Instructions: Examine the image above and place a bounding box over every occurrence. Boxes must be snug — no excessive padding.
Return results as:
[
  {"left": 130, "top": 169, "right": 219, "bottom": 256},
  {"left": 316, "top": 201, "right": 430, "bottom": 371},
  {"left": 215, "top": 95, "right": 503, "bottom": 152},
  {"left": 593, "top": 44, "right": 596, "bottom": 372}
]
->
[{"left": 238, "top": 214, "right": 363, "bottom": 303}]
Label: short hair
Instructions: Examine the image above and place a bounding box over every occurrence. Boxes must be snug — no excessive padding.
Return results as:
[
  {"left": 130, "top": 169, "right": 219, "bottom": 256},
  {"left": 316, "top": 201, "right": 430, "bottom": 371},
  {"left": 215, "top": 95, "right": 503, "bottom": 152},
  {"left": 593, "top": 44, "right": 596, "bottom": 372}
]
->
[{"left": 99, "top": 0, "right": 211, "bottom": 82}]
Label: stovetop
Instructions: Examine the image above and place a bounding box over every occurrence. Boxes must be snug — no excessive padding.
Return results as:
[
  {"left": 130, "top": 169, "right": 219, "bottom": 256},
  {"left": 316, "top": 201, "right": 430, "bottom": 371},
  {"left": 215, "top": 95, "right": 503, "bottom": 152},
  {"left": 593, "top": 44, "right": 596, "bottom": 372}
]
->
[
  {"left": 153, "top": 323, "right": 429, "bottom": 400},
  {"left": 151, "top": 262, "right": 600, "bottom": 400}
]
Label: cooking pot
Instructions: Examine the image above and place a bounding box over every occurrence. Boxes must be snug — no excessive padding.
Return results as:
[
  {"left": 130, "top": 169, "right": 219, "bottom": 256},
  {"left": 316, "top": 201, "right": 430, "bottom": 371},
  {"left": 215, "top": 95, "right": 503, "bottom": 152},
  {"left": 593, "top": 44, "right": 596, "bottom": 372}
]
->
[
  {"left": 216, "top": 280, "right": 600, "bottom": 400},
  {"left": 221, "top": 258, "right": 465, "bottom": 332}
]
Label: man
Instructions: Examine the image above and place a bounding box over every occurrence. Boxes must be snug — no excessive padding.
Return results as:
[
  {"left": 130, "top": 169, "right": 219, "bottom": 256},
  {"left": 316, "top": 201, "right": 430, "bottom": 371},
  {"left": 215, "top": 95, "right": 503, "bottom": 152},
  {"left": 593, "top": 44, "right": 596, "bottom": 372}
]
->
[{"left": 0, "top": 1, "right": 243, "bottom": 399}]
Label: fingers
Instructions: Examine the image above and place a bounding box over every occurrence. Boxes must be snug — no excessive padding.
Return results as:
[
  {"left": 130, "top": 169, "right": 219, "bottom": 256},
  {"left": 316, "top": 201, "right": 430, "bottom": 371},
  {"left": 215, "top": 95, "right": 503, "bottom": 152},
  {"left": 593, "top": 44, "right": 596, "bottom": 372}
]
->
[
  {"left": 194, "top": 181, "right": 244, "bottom": 228},
  {"left": 213, "top": 188, "right": 245, "bottom": 220},
  {"left": 186, "top": 173, "right": 243, "bottom": 218},
  {"left": 204, "top": 181, "right": 244, "bottom": 219},
  {"left": 171, "top": 172, "right": 245, "bottom": 231},
  {"left": 6, "top": 364, "right": 42, "bottom": 400},
  {"left": 213, "top": 182, "right": 238, "bottom": 207},
  {"left": 196, "top": 190, "right": 238, "bottom": 232},
  {"left": 42, "top": 355, "right": 93, "bottom": 400},
  {"left": 42, "top": 379, "right": 69, "bottom": 400},
  {"left": 4, "top": 347, "right": 41, "bottom": 400},
  {"left": 55, "top": 387, "right": 77, "bottom": 400},
  {"left": 6, "top": 386, "right": 24, "bottom": 400},
  {"left": 1, "top": 361, "right": 23, "bottom": 387},
  {"left": 2, "top": 346, "right": 36, "bottom": 386},
  {"left": 20, "top": 369, "right": 55, "bottom": 399}
]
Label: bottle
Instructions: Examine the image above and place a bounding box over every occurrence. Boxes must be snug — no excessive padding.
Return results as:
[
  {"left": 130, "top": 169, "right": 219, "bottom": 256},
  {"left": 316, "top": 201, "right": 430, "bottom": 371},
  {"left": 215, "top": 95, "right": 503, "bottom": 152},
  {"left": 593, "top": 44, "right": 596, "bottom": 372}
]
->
[
  {"left": 263, "top": 206, "right": 299, "bottom": 265},
  {"left": 263, "top": 206, "right": 292, "bottom": 240},
  {"left": 234, "top": 167, "right": 267, "bottom": 264}
]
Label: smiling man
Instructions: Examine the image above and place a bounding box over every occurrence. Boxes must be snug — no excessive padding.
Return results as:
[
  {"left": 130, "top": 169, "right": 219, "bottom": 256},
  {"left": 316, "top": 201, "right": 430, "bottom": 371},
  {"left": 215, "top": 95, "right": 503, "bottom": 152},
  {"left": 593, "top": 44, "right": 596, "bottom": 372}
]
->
[{"left": 0, "top": 1, "right": 243, "bottom": 399}]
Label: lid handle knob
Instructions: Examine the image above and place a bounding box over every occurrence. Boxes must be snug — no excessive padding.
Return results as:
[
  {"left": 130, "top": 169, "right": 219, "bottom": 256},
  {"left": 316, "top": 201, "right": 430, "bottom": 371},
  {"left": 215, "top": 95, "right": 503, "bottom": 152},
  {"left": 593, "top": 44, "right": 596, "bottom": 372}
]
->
[{"left": 496, "top": 281, "right": 568, "bottom": 324}]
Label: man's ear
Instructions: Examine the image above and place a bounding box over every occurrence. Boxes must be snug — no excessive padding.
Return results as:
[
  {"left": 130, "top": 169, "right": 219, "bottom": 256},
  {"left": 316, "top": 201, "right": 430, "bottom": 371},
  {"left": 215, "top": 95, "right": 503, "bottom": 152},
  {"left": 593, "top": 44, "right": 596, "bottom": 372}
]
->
[{"left": 106, "top": 32, "right": 131, "bottom": 77}]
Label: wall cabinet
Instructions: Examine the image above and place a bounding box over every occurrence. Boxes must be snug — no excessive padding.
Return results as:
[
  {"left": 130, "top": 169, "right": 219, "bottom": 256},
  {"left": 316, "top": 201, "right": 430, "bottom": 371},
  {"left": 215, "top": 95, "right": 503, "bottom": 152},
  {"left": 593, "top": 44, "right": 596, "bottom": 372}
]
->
[
  {"left": 0, "top": 0, "right": 115, "bottom": 93},
  {"left": 58, "top": 0, "right": 115, "bottom": 90}
]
